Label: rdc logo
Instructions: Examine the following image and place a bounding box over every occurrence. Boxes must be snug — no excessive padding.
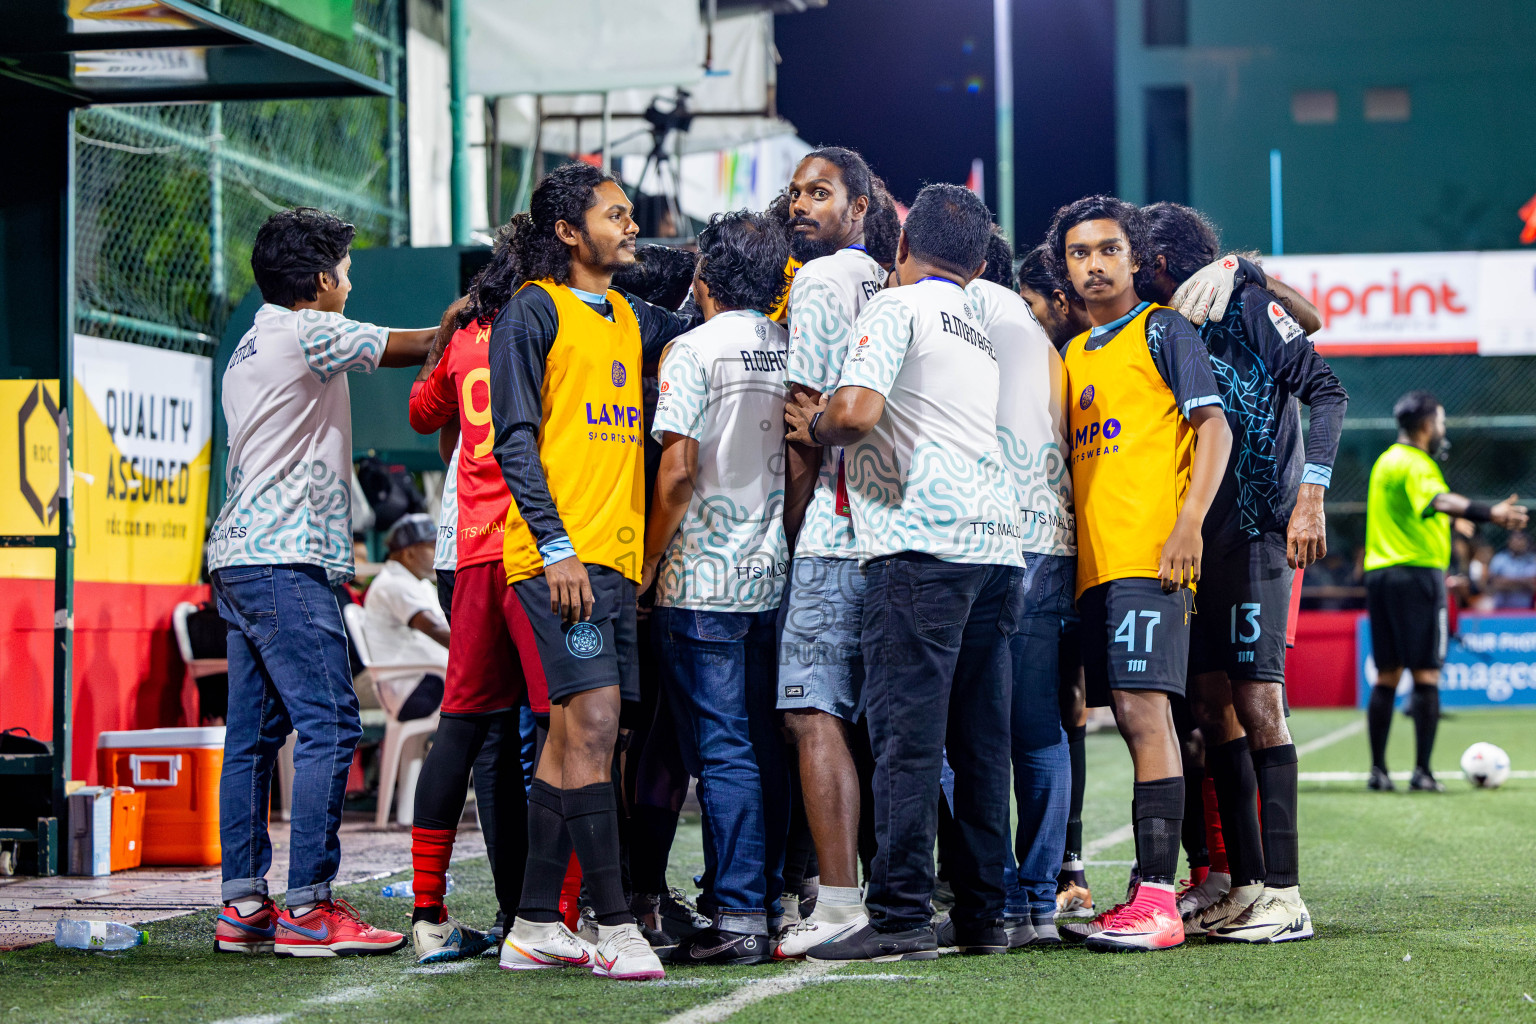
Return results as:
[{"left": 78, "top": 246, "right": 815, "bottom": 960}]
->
[
  {"left": 1079, "top": 385, "right": 1095, "bottom": 410},
  {"left": 611, "top": 360, "right": 627, "bottom": 387},
  {"left": 566, "top": 622, "right": 604, "bottom": 659}
]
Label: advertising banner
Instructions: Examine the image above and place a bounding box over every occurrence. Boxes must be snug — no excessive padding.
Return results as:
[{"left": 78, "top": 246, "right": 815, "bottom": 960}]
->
[
  {"left": 1263, "top": 250, "right": 1536, "bottom": 356},
  {"left": 1357, "top": 613, "right": 1536, "bottom": 708},
  {"left": 73, "top": 335, "right": 212, "bottom": 585},
  {"left": 0, "top": 380, "right": 63, "bottom": 541}
]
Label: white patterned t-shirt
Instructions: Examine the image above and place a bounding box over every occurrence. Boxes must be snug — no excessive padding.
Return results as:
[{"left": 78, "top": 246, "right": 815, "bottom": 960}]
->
[
  {"left": 785, "top": 245, "right": 886, "bottom": 560},
  {"left": 433, "top": 439, "right": 460, "bottom": 572},
  {"left": 836, "top": 279, "right": 1022, "bottom": 567},
  {"left": 651, "top": 310, "right": 790, "bottom": 611},
  {"left": 208, "top": 303, "right": 387, "bottom": 582},
  {"left": 967, "top": 279, "right": 1076, "bottom": 559}
]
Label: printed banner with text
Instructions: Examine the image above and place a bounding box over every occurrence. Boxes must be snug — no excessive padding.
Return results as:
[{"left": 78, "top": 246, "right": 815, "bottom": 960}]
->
[
  {"left": 1263, "top": 250, "right": 1536, "bottom": 356},
  {"left": 73, "top": 335, "right": 212, "bottom": 585}
]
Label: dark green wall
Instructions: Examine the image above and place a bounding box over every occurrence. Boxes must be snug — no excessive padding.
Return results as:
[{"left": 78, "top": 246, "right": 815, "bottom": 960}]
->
[{"left": 1116, "top": 0, "right": 1536, "bottom": 254}]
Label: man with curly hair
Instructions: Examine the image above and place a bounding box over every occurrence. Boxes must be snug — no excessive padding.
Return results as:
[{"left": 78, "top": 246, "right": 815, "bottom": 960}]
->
[
  {"left": 485, "top": 163, "right": 695, "bottom": 981},
  {"left": 639, "top": 210, "right": 793, "bottom": 965},
  {"left": 1047, "top": 195, "right": 1231, "bottom": 952}
]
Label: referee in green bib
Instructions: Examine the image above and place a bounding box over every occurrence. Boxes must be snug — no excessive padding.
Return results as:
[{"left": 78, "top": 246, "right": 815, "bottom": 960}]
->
[{"left": 1363, "top": 391, "right": 1527, "bottom": 792}]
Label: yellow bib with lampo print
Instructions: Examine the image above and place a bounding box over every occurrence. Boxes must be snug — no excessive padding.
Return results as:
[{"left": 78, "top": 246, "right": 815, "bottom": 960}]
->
[
  {"left": 501, "top": 280, "right": 646, "bottom": 584},
  {"left": 1063, "top": 303, "right": 1195, "bottom": 598}
]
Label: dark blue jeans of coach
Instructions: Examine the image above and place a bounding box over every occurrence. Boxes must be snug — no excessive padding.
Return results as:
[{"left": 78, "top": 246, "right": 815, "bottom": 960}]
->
[
  {"left": 862, "top": 554, "right": 1022, "bottom": 933},
  {"left": 1001, "top": 552, "right": 1072, "bottom": 921},
  {"left": 214, "top": 564, "right": 362, "bottom": 908},
  {"left": 654, "top": 605, "right": 788, "bottom": 936}
]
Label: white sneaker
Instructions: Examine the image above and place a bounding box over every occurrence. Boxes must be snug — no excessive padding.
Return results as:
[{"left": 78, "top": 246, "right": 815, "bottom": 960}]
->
[
  {"left": 499, "top": 918, "right": 595, "bottom": 971},
  {"left": 413, "top": 914, "right": 494, "bottom": 964},
  {"left": 1187, "top": 883, "right": 1263, "bottom": 938},
  {"left": 1176, "top": 871, "right": 1230, "bottom": 920},
  {"left": 1207, "top": 887, "right": 1314, "bottom": 943},
  {"left": 592, "top": 922, "right": 666, "bottom": 981},
  {"left": 773, "top": 903, "right": 869, "bottom": 960}
]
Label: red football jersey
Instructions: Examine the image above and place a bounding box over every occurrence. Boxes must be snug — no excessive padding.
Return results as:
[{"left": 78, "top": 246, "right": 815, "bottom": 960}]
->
[{"left": 410, "top": 320, "right": 514, "bottom": 570}]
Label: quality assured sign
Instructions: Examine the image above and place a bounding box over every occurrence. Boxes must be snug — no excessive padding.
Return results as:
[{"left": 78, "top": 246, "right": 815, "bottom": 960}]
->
[{"left": 1263, "top": 250, "right": 1536, "bottom": 356}]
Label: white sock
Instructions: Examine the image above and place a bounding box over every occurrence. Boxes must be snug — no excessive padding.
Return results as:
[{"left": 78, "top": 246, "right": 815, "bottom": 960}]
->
[
  {"left": 1141, "top": 881, "right": 1176, "bottom": 894},
  {"left": 230, "top": 899, "right": 265, "bottom": 916},
  {"left": 287, "top": 903, "right": 315, "bottom": 917},
  {"left": 817, "top": 885, "right": 862, "bottom": 908}
]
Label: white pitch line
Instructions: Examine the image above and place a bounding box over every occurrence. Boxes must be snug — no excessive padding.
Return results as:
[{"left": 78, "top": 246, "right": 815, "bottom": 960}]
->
[
  {"left": 1300, "top": 770, "right": 1536, "bottom": 782},
  {"left": 659, "top": 959, "right": 839, "bottom": 1024},
  {"left": 1296, "top": 718, "right": 1366, "bottom": 757}
]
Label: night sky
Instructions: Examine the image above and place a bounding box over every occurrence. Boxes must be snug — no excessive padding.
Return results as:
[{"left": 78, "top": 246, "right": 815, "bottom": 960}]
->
[{"left": 774, "top": 0, "right": 1117, "bottom": 254}]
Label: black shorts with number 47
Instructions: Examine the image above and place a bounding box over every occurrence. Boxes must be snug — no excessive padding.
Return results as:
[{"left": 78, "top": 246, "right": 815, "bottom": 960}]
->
[{"left": 1079, "top": 577, "right": 1194, "bottom": 707}]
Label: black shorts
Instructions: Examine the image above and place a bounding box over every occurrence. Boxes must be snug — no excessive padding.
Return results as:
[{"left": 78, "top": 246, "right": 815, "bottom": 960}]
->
[
  {"left": 513, "top": 563, "right": 640, "bottom": 704},
  {"left": 1365, "top": 565, "right": 1447, "bottom": 672},
  {"left": 1079, "top": 578, "right": 1193, "bottom": 707},
  {"left": 1188, "top": 539, "right": 1293, "bottom": 684}
]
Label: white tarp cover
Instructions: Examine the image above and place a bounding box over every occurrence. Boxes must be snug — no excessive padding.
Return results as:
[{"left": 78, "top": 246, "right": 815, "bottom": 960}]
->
[
  {"left": 488, "top": 12, "right": 791, "bottom": 157},
  {"left": 466, "top": 0, "right": 705, "bottom": 97}
]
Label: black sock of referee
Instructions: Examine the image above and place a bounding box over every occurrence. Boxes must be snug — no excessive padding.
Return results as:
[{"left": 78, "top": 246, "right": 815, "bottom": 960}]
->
[
  {"left": 1252, "top": 743, "right": 1300, "bottom": 889},
  {"left": 1132, "top": 777, "right": 1184, "bottom": 886},
  {"left": 517, "top": 778, "right": 571, "bottom": 924},
  {"left": 1367, "top": 684, "right": 1396, "bottom": 771},
  {"left": 1411, "top": 683, "right": 1441, "bottom": 772},
  {"left": 1209, "top": 737, "right": 1265, "bottom": 888},
  {"left": 564, "top": 781, "right": 632, "bottom": 926}
]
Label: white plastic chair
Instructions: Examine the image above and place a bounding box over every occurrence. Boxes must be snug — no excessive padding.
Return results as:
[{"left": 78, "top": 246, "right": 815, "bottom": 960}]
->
[{"left": 341, "top": 603, "right": 441, "bottom": 828}]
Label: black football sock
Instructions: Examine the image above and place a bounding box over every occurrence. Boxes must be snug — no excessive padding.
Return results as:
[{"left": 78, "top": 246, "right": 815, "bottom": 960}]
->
[
  {"left": 1209, "top": 736, "right": 1265, "bottom": 887},
  {"left": 1132, "top": 777, "right": 1183, "bottom": 886},
  {"left": 1411, "top": 684, "right": 1441, "bottom": 772},
  {"left": 1252, "top": 743, "right": 1299, "bottom": 889},
  {"left": 1065, "top": 723, "right": 1086, "bottom": 860},
  {"left": 564, "top": 781, "right": 632, "bottom": 926},
  {"left": 516, "top": 779, "right": 570, "bottom": 924},
  {"left": 1181, "top": 758, "right": 1210, "bottom": 871},
  {"left": 1367, "top": 685, "right": 1396, "bottom": 771}
]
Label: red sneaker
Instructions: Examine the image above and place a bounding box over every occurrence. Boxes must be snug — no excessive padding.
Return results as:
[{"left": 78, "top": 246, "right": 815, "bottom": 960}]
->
[
  {"left": 216, "top": 898, "right": 278, "bottom": 954},
  {"left": 1083, "top": 885, "right": 1185, "bottom": 953},
  {"left": 274, "top": 898, "right": 407, "bottom": 957}
]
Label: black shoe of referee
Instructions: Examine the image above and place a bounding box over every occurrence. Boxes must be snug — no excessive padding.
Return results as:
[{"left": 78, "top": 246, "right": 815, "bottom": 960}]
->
[
  {"left": 1409, "top": 767, "right": 1447, "bottom": 792},
  {"left": 806, "top": 922, "right": 939, "bottom": 962},
  {"left": 1368, "top": 765, "right": 1396, "bottom": 791}
]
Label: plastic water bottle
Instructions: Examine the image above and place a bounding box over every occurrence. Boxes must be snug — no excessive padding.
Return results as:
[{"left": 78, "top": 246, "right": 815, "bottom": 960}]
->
[
  {"left": 55, "top": 920, "right": 146, "bottom": 951},
  {"left": 381, "top": 873, "right": 453, "bottom": 898}
]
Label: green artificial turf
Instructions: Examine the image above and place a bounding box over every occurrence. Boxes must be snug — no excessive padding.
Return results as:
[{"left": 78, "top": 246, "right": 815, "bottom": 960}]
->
[{"left": 3, "top": 708, "right": 1534, "bottom": 1023}]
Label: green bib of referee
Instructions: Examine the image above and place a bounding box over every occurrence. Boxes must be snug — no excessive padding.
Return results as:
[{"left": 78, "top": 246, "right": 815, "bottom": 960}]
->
[{"left": 1362, "top": 391, "right": 1528, "bottom": 793}]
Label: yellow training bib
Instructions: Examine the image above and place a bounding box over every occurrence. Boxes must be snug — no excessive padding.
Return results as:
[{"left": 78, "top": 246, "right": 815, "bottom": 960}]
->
[
  {"left": 1064, "top": 304, "right": 1195, "bottom": 597},
  {"left": 502, "top": 280, "right": 646, "bottom": 584}
]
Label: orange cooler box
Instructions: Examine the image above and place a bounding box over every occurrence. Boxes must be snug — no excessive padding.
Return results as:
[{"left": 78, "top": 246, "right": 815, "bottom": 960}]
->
[{"left": 97, "top": 727, "right": 224, "bottom": 866}]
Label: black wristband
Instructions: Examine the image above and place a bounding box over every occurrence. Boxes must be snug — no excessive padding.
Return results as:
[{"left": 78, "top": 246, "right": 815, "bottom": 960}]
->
[
  {"left": 1464, "top": 500, "right": 1494, "bottom": 523},
  {"left": 808, "top": 411, "right": 824, "bottom": 446}
]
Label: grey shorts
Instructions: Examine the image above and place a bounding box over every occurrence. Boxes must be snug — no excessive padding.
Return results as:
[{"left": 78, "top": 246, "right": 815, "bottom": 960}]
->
[{"left": 776, "top": 556, "right": 866, "bottom": 721}]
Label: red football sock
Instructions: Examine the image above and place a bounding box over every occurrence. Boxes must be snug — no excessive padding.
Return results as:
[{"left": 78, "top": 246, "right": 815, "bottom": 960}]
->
[
  {"left": 412, "top": 826, "right": 456, "bottom": 912},
  {"left": 560, "top": 850, "right": 583, "bottom": 931},
  {"left": 1202, "top": 775, "right": 1228, "bottom": 875}
]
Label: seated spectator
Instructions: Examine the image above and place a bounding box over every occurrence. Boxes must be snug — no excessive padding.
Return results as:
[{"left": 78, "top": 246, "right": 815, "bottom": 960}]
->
[
  {"left": 363, "top": 513, "right": 448, "bottom": 721},
  {"left": 1489, "top": 530, "right": 1536, "bottom": 610}
]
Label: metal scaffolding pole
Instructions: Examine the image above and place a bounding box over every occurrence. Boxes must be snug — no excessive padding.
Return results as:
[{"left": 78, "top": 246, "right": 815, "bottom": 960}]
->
[{"left": 994, "top": 0, "right": 1015, "bottom": 244}]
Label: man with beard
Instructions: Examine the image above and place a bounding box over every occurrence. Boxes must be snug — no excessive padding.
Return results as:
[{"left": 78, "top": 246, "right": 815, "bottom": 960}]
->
[
  {"left": 486, "top": 163, "right": 695, "bottom": 981},
  {"left": 772, "top": 147, "right": 888, "bottom": 960}
]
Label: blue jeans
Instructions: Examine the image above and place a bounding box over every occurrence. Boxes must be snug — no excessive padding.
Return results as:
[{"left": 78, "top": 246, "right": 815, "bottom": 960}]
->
[
  {"left": 861, "top": 554, "right": 1023, "bottom": 933},
  {"left": 654, "top": 605, "right": 787, "bottom": 936},
  {"left": 1001, "top": 553, "right": 1073, "bottom": 921},
  {"left": 214, "top": 564, "right": 362, "bottom": 907}
]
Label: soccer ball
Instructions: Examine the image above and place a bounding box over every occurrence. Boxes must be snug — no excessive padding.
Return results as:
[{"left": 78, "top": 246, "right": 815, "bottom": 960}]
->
[{"left": 1460, "top": 742, "right": 1512, "bottom": 789}]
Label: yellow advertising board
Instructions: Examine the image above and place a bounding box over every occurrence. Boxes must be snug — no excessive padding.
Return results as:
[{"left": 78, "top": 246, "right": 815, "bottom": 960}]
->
[
  {"left": 72, "top": 335, "right": 212, "bottom": 585},
  {"left": 0, "top": 380, "right": 63, "bottom": 539}
]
